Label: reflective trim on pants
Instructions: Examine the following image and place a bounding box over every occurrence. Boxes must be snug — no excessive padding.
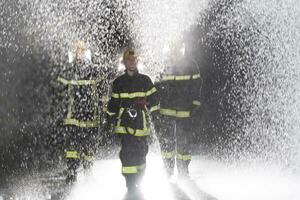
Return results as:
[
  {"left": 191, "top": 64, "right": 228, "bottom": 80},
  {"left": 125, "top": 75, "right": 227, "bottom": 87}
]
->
[
  {"left": 161, "top": 151, "right": 176, "bottom": 159},
  {"left": 176, "top": 153, "right": 192, "bottom": 161},
  {"left": 66, "top": 151, "right": 79, "bottom": 159},
  {"left": 122, "top": 164, "right": 146, "bottom": 174}
]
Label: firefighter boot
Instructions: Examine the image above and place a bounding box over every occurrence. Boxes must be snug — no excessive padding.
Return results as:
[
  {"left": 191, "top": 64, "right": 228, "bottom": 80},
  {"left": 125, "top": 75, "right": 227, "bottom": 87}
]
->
[
  {"left": 65, "top": 168, "right": 77, "bottom": 185},
  {"left": 82, "top": 152, "right": 94, "bottom": 174},
  {"left": 163, "top": 157, "right": 175, "bottom": 178},
  {"left": 177, "top": 159, "right": 190, "bottom": 179},
  {"left": 65, "top": 158, "right": 80, "bottom": 185},
  {"left": 125, "top": 174, "right": 139, "bottom": 193}
]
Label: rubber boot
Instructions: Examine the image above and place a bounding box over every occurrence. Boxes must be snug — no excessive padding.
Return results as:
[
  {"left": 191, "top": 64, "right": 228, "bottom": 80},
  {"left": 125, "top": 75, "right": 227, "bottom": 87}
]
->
[
  {"left": 65, "top": 159, "right": 80, "bottom": 185},
  {"left": 125, "top": 174, "right": 140, "bottom": 193},
  {"left": 177, "top": 159, "right": 190, "bottom": 179},
  {"left": 163, "top": 158, "right": 175, "bottom": 178},
  {"left": 65, "top": 169, "right": 77, "bottom": 185}
]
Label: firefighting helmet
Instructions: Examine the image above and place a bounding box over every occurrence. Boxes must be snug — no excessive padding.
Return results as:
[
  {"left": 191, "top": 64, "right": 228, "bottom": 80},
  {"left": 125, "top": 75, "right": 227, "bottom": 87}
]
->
[
  {"left": 166, "top": 42, "right": 185, "bottom": 64},
  {"left": 123, "top": 48, "right": 137, "bottom": 61}
]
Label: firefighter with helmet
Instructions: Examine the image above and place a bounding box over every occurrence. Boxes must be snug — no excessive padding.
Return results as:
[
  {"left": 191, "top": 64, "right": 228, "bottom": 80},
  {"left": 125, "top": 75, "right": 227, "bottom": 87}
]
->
[
  {"left": 106, "top": 48, "right": 159, "bottom": 193},
  {"left": 155, "top": 42, "right": 202, "bottom": 178},
  {"left": 51, "top": 39, "right": 105, "bottom": 184}
]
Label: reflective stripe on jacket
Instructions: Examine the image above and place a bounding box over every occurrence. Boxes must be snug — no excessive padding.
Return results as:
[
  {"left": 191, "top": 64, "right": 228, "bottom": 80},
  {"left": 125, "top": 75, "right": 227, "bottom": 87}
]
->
[
  {"left": 155, "top": 59, "right": 202, "bottom": 118},
  {"left": 107, "top": 72, "right": 159, "bottom": 136}
]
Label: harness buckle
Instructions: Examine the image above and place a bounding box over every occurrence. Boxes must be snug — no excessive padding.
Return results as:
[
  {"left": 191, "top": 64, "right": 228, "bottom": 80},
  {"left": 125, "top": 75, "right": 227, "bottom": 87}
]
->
[{"left": 127, "top": 108, "right": 137, "bottom": 119}]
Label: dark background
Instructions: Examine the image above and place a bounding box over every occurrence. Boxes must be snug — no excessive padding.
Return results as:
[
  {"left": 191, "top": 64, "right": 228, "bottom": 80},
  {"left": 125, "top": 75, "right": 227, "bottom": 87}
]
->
[{"left": 0, "top": 0, "right": 260, "bottom": 185}]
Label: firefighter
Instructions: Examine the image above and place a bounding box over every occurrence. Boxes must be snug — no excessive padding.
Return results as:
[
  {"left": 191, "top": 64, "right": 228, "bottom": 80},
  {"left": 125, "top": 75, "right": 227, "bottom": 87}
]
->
[
  {"left": 155, "top": 43, "right": 202, "bottom": 178},
  {"left": 52, "top": 39, "right": 105, "bottom": 185},
  {"left": 106, "top": 48, "right": 159, "bottom": 192}
]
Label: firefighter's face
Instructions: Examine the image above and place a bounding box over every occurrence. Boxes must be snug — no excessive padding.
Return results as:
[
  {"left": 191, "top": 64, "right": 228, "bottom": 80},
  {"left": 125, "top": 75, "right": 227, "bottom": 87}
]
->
[{"left": 124, "top": 55, "right": 137, "bottom": 72}]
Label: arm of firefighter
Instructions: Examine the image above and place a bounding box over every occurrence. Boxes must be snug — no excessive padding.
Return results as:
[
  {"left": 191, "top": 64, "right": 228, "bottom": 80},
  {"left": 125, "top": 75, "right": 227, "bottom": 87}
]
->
[
  {"left": 145, "top": 76, "right": 159, "bottom": 113},
  {"left": 106, "top": 80, "right": 120, "bottom": 121},
  {"left": 191, "top": 61, "right": 202, "bottom": 109}
]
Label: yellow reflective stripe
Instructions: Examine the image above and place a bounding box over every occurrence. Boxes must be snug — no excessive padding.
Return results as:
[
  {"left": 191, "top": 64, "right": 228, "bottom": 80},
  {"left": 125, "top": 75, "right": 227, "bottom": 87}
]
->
[
  {"left": 176, "top": 75, "right": 191, "bottom": 80},
  {"left": 159, "top": 109, "right": 190, "bottom": 118},
  {"left": 114, "top": 126, "right": 150, "bottom": 136},
  {"left": 161, "top": 74, "right": 201, "bottom": 81},
  {"left": 150, "top": 105, "right": 159, "bottom": 112},
  {"left": 107, "top": 111, "right": 116, "bottom": 116},
  {"left": 160, "top": 109, "right": 176, "bottom": 116},
  {"left": 91, "top": 83, "right": 98, "bottom": 122},
  {"left": 162, "top": 75, "right": 191, "bottom": 81},
  {"left": 67, "top": 85, "right": 73, "bottom": 119},
  {"left": 116, "top": 108, "right": 124, "bottom": 127},
  {"left": 161, "top": 151, "right": 175, "bottom": 159},
  {"left": 64, "top": 118, "right": 98, "bottom": 128},
  {"left": 122, "top": 166, "right": 138, "bottom": 174},
  {"left": 146, "top": 87, "right": 157, "bottom": 96},
  {"left": 193, "top": 100, "right": 201, "bottom": 106},
  {"left": 57, "top": 77, "right": 97, "bottom": 85},
  {"left": 66, "top": 151, "right": 79, "bottom": 159},
  {"left": 177, "top": 111, "right": 190, "bottom": 118},
  {"left": 176, "top": 153, "right": 192, "bottom": 161},
  {"left": 137, "top": 164, "right": 146, "bottom": 170},
  {"left": 71, "top": 80, "right": 96, "bottom": 85},
  {"left": 162, "top": 75, "right": 175, "bottom": 81},
  {"left": 122, "top": 164, "right": 146, "bottom": 174},
  {"left": 83, "top": 155, "right": 94, "bottom": 162},
  {"left": 120, "top": 92, "right": 146, "bottom": 98},
  {"left": 192, "top": 73, "right": 201, "bottom": 79},
  {"left": 57, "top": 77, "right": 69, "bottom": 85},
  {"left": 114, "top": 87, "right": 157, "bottom": 99},
  {"left": 111, "top": 93, "right": 120, "bottom": 98},
  {"left": 142, "top": 111, "right": 147, "bottom": 130}
]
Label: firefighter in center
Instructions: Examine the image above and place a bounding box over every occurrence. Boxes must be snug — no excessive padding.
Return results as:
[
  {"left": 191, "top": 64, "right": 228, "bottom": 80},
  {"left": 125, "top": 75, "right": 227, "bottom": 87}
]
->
[{"left": 106, "top": 48, "right": 159, "bottom": 192}]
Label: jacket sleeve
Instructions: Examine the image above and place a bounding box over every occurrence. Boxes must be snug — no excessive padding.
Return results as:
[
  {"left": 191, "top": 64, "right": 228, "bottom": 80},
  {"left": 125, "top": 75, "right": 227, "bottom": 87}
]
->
[
  {"left": 107, "top": 79, "right": 120, "bottom": 118},
  {"left": 144, "top": 76, "right": 159, "bottom": 113},
  {"left": 190, "top": 60, "right": 202, "bottom": 108}
]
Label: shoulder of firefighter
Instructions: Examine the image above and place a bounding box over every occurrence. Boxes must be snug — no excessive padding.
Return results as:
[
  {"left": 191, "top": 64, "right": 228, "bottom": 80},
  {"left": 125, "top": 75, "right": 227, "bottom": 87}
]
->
[
  {"left": 155, "top": 58, "right": 202, "bottom": 118},
  {"left": 106, "top": 72, "right": 159, "bottom": 137}
]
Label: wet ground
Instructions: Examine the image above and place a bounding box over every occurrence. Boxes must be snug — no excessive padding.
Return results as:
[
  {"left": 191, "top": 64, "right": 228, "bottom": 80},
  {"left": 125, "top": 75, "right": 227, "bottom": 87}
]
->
[{"left": 1, "top": 155, "right": 299, "bottom": 200}]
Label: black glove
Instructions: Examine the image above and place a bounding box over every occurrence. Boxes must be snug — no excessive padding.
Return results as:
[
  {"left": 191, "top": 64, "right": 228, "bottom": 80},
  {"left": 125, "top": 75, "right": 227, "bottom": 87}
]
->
[
  {"left": 190, "top": 106, "right": 201, "bottom": 118},
  {"left": 97, "top": 115, "right": 116, "bottom": 146}
]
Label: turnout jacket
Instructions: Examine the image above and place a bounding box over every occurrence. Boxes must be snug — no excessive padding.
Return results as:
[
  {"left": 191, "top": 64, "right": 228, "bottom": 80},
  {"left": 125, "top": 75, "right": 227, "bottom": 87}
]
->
[
  {"left": 155, "top": 59, "right": 202, "bottom": 118},
  {"left": 53, "top": 60, "right": 105, "bottom": 128},
  {"left": 107, "top": 71, "right": 159, "bottom": 136}
]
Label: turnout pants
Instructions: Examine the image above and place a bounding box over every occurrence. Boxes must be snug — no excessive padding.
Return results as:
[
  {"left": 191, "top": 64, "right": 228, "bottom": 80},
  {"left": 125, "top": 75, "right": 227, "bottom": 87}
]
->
[
  {"left": 64, "top": 126, "right": 98, "bottom": 184},
  {"left": 119, "top": 134, "right": 148, "bottom": 191},
  {"left": 157, "top": 116, "right": 192, "bottom": 177}
]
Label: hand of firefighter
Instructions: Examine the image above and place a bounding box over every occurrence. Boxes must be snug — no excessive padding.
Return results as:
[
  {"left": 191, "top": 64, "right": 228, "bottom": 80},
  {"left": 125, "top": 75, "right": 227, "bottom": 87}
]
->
[
  {"left": 103, "top": 114, "right": 116, "bottom": 133},
  {"left": 190, "top": 104, "right": 201, "bottom": 118},
  {"left": 134, "top": 98, "right": 149, "bottom": 109},
  {"left": 99, "top": 117, "right": 119, "bottom": 146}
]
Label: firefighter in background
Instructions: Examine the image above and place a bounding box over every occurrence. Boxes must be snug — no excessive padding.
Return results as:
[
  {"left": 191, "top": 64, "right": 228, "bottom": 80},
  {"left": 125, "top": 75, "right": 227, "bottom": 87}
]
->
[
  {"left": 155, "top": 43, "right": 202, "bottom": 178},
  {"left": 52, "top": 39, "right": 104, "bottom": 184},
  {"left": 106, "top": 48, "right": 159, "bottom": 192}
]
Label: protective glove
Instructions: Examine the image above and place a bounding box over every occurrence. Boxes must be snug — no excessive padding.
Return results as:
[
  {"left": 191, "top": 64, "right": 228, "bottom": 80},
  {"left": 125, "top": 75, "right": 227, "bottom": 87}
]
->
[
  {"left": 134, "top": 98, "right": 149, "bottom": 109},
  {"left": 190, "top": 106, "right": 201, "bottom": 118},
  {"left": 97, "top": 114, "right": 116, "bottom": 146}
]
